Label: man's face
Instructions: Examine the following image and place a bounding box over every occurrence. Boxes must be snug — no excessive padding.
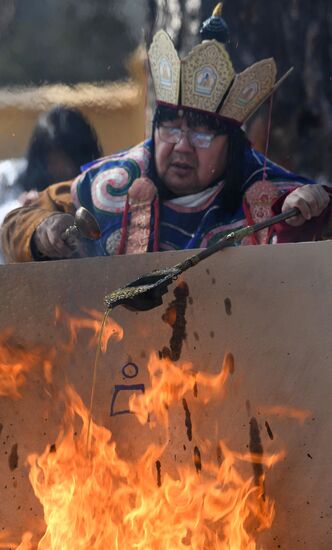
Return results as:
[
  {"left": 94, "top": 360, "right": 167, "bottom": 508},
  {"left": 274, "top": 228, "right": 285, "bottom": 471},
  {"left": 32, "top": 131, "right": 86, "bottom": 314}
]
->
[{"left": 154, "top": 117, "right": 229, "bottom": 196}]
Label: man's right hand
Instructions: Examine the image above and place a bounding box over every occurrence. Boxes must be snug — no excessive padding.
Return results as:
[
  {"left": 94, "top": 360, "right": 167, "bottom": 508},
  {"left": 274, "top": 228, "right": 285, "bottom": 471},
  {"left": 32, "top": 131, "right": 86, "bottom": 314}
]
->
[{"left": 33, "top": 213, "right": 79, "bottom": 259}]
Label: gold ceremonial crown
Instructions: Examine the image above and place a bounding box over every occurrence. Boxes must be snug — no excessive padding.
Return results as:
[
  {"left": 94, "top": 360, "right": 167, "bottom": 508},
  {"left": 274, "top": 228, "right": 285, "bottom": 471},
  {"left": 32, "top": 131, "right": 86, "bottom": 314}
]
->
[{"left": 148, "top": 3, "right": 291, "bottom": 125}]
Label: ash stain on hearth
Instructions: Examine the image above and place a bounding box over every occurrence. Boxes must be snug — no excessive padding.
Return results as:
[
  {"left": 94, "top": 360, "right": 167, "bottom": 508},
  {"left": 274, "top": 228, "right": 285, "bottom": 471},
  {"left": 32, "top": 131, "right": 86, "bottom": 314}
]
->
[
  {"left": 226, "top": 352, "right": 235, "bottom": 374},
  {"left": 193, "top": 446, "right": 202, "bottom": 473},
  {"left": 265, "top": 421, "right": 274, "bottom": 440},
  {"left": 217, "top": 444, "right": 223, "bottom": 466},
  {"left": 155, "top": 460, "right": 162, "bottom": 487},
  {"left": 224, "top": 297, "right": 232, "bottom": 316},
  {"left": 161, "top": 282, "right": 189, "bottom": 361},
  {"left": 9, "top": 443, "right": 18, "bottom": 471},
  {"left": 249, "top": 417, "right": 264, "bottom": 493},
  {"left": 182, "top": 398, "right": 192, "bottom": 441},
  {"left": 0, "top": 423, "right": 3, "bottom": 435}
]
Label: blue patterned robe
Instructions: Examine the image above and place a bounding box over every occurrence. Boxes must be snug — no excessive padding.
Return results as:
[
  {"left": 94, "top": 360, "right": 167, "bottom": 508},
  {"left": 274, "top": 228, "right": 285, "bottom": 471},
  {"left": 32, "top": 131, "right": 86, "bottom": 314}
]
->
[{"left": 71, "top": 139, "right": 314, "bottom": 256}]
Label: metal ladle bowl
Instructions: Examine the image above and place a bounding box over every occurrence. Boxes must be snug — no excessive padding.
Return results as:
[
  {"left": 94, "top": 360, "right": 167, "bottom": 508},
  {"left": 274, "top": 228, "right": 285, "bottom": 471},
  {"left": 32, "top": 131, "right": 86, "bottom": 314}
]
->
[{"left": 61, "top": 207, "right": 101, "bottom": 242}]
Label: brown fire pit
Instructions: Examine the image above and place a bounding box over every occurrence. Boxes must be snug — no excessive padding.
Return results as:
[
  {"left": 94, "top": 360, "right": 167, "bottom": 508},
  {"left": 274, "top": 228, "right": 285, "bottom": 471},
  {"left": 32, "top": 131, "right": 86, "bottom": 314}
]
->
[{"left": 0, "top": 242, "right": 331, "bottom": 548}]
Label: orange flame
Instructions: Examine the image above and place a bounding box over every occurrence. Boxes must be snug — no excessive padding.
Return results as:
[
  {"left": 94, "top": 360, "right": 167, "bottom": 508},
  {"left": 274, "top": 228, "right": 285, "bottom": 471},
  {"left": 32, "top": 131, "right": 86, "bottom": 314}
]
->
[
  {"left": 130, "top": 352, "right": 234, "bottom": 427},
  {"left": 0, "top": 308, "right": 122, "bottom": 400},
  {"left": 55, "top": 307, "right": 123, "bottom": 352},
  {"left": 13, "top": 348, "right": 279, "bottom": 549},
  {"left": 259, "top": 405, "right": 312, "bottom": 424},
  {"left": 0, "top": 330, "right": 54, "bottom": 399}
]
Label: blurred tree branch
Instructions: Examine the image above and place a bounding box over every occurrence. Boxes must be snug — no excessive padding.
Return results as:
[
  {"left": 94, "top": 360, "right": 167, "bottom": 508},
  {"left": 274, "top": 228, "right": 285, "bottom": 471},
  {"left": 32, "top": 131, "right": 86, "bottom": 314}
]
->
[{"left": 0, "top": 0, "right": 16, "bottom": 35}]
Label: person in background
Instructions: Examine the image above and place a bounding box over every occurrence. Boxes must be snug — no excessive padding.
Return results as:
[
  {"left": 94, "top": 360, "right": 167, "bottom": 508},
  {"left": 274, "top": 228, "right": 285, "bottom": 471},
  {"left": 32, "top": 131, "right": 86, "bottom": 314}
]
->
[
  {"left": 1, "top": 4, "right": 331, "bottom": 263},
  {"left": 0, "top": 105, "right": 103, "bottom": 262},
  {"left": 16, "top": 105, "right": 103, "bottom": 193}
]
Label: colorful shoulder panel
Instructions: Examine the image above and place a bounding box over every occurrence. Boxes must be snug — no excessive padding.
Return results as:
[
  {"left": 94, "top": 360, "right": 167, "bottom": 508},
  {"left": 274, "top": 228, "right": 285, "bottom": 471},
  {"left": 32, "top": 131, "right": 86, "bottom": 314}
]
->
[
  {"left": 72, "top": 141, "right": 151, "bottom": 216},
  {"left": 71, "top": 141, "right": 152, "bottom": 255}
]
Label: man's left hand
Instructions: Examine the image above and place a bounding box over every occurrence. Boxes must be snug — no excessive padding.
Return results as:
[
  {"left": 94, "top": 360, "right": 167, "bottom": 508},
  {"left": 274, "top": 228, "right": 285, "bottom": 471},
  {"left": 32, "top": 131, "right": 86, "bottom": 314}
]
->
[{"left": 282, "top": 184, "right": 330, "bottom": 226}]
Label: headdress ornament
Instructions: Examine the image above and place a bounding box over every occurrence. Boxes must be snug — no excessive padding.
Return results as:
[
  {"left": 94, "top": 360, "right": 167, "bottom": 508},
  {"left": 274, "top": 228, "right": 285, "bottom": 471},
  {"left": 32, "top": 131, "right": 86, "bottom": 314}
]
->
[{"left": 148, "top": 2, "right": 292, "bottom": 125}]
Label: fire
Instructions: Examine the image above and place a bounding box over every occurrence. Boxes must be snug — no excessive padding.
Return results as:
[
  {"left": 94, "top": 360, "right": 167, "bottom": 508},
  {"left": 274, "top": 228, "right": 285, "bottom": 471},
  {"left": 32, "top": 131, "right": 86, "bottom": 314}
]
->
[
  {"left": 13, "top": 352, "right": 278, "bottom": 549},
  {"left": 130, "top": 352, "right": 235, "bottom": 427},
  {"left": 1, "top": 309, "right": 295, "bottom": 549},
  {"left": 259, "top": 405, "right": 312, "bottom": 424},
  {"left": 0, "top": 308, "right": 123, "bottom": 399},
  {"left": 0, "top": 329, "right": 54, "bottom": 399},
  {"left": 55, "top": 307, "right": 123, "bottom": 352}
]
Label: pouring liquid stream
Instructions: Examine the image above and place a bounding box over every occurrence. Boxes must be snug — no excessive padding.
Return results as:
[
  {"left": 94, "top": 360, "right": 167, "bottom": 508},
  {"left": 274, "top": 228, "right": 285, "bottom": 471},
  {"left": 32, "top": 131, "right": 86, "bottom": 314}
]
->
[{"left": 86, "top": 308, "right": 111, "bottom": 451}]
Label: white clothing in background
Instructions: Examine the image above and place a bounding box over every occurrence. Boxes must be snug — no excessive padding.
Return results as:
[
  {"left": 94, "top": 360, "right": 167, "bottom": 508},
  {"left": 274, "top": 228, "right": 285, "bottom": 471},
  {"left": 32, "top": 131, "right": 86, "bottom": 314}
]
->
[{"left": 0, "top": 158, "right": 27, "bottom": 263}]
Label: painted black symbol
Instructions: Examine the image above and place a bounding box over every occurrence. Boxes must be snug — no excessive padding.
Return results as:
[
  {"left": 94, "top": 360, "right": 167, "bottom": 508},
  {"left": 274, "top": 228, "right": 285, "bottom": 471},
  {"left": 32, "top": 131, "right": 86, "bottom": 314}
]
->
[
  {"left": 122, "top": 362, "right": 139, "bottom": 379},
  {"left": 110, "top": 384, "right": 145, "bottom": 417}
]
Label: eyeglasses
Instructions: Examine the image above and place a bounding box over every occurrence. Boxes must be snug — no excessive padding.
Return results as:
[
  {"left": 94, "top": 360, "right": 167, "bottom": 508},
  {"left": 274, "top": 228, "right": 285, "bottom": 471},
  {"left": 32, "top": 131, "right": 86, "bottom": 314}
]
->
[{"left": 158, "top": 125, "right": 218, "bottom": 149}]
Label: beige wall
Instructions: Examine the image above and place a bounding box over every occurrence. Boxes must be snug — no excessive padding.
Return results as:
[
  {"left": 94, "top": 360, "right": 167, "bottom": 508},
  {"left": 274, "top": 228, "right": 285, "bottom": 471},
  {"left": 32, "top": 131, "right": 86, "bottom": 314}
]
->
[{"left": 0, "top": 49, "right": 147, "bottom": 160}]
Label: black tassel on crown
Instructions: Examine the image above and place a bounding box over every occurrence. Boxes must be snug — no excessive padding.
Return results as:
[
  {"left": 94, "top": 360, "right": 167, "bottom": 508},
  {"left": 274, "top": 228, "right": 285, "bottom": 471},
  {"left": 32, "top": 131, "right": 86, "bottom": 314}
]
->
[{"left": 199, "top": 2, "right": 230, "bottom": 44}]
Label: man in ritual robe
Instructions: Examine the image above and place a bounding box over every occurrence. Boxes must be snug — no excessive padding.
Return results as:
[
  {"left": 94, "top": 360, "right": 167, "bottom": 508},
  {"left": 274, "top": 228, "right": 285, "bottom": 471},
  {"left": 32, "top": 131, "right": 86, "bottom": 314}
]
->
[{"left": 1, "top": 3, "right": 331, "bottom": 263}]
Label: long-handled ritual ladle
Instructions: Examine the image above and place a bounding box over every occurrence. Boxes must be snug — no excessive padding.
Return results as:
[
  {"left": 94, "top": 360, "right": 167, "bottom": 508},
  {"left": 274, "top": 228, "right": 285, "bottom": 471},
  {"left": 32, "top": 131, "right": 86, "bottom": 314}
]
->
[
  {"left": 104, "top": 207, "right": 300, "bottom": 312},
  {"left": 61, "top": 206, "right": 101, "bottom": 243}
]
